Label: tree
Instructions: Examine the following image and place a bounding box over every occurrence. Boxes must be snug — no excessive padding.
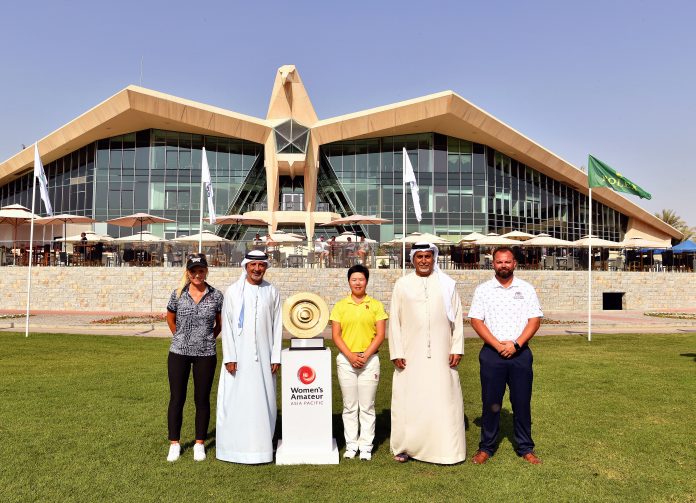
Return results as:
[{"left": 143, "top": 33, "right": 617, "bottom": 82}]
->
[{"left": 654, "top": 209, "right": 695, "bottom": 242}]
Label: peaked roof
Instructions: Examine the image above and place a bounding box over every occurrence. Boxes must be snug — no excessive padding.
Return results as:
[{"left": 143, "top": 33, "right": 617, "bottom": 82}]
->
[
  {"left": 0, "top": 86, "right": 271, "bottom": 184},
  {"left": 312, "top": 91, "right": 679, "bottom": 239},
  {"left": 0, "top": 71, "right": 681, "bottom": 240}
]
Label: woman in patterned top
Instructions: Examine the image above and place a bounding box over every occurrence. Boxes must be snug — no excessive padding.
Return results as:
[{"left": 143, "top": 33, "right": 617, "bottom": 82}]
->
[{"left": 165, "top": 254, "right": 223, "bottom": 462}]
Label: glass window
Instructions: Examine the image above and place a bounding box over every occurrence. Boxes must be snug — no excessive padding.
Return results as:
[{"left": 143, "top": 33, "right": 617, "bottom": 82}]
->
[
  {"left": 108, "top": 190, "right": 120, "bottom": 211},
  {"left": 150, "top": 182, "right": 164, "bottom": 210},
  {"left": 165, "top": 190, "right": 177, "bottom": 210}
]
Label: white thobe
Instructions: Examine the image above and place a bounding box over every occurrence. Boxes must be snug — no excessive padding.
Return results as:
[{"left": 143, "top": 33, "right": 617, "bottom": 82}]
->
[
  {"left": 216, "top": 280, "right": 282, "bottom": 464},
  {"left": 389, "top": 272, "right": 466, "bottom": 464}
]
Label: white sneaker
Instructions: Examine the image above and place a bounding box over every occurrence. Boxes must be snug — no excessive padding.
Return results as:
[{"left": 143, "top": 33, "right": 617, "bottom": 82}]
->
[
  {"left": 343, "top": 449, "right": 357, "bottom": 459},
  {"left": 167, "top": 443, "right": 181, "bottom": 462},
  {"left": 193, "top": 443, "right": 206, "bottom": 461},
  {"left": 359, "top": 450, "right": 372, "bottom": 461}
]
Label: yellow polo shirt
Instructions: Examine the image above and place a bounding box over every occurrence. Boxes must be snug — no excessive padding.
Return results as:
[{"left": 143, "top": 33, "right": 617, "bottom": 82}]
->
[{"left": 329, "top": 294, "right": 389, "bottom": 352}]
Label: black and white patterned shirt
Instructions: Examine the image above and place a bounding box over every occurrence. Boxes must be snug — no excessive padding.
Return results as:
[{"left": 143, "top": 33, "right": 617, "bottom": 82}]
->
[{"left": 167, "top": 283, "right": 224, "bottom": 357}]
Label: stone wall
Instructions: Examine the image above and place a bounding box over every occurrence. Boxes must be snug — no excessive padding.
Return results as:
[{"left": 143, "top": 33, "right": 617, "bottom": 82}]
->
[{"left": 2, "top": 267, "right": 695, "bottom": 313}]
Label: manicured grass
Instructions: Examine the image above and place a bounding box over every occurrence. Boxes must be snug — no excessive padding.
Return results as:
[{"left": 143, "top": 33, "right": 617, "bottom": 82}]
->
[{"left": 1, "top": 332, "right": 694, "bottom": 502}]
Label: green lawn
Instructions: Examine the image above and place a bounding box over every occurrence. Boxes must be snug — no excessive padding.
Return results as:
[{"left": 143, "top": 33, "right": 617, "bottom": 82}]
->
[{"left": 1, "top": 332, "right": 694, "bottom": 503}]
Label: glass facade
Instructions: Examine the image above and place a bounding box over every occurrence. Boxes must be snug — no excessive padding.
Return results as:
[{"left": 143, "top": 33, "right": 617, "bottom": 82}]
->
[
  {"left": 1, "top": 130, "right": 263, "bottom": 238},
  {"left": 274, "top": 119, "right": 310, "bottom": 154},
  {"left": 1, "top": 144, "right": 95, "bottom": 218},
  {"left": 320, "top": 133, "right": 627, "bottom": 243},
  {"left": 1, "top": 129, "right": 628, "bottom": 244}
]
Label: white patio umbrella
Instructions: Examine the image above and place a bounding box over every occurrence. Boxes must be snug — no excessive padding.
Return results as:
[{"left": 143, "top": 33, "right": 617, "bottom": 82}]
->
[
  {"left": 459, "top": 232, "right": 486, "bottom": 243},
  {"left": 473, "top": 235, "right": 521, "bottom": 246},
  {"left": 501, "top": 230, "right": 535, "bottom": 241},
  {"left": 33, "top": 214, "right": 96, "bottom": 253},
  {"left": 113, "top": 231, "right": 167, "bottom": 243},
  {"left": 262, "top": 231, "right": 304, "bottom": 243},
  {"left": 213, "top": 214, "right": 269, "bottom": 226},
  {"left": 58, "top": 231, "right": 114, "bottom": 243},
  {"left": 107, "top": 212, "right": 175, "bottom": 233},
  {"left": 335, "top": 233, "right": 376, "bottom": 243},
  {"left": 320, "top": 214, "right": 391, "bottom": 226},
  {"left": 572, "top": 235, "right": 623, "bottom": 248},
  {"left": 0, "top": 204, "right": 40, "bottom": 265},
  {"left": 56, "top": 231, "right": 113, "bottom": 267},
  {"left": 386, "top": 232, "right": 451, "bottom": 245},
  {"left": 173, "top": 230, "right": 231, "bottom": 266},
  {"left": 107, "top": 212, "right": 175, "bottom": 250},
  {"left": 114, "top": 231, "right": 167, "bottom": 267},
  {"left": 172, "top": 230, "right": 230, "bottom": 244},
  {"left": 522, "top": 234, "right": 574, "bottom": 247}
]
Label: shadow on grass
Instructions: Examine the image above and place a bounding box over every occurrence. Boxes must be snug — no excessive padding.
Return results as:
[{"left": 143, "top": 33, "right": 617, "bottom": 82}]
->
[
  {"left": 473, "top": 408, "right": 516, "bottom": 454},
  {"left": 330, "top": 410, "right": 391, "bottom": 454},
  {"left": 679, "top": 352, "right": 696, "bottom": 362},
  {"left": 272, "top": 414, "right": 388, "bottom": 451},
  {"left": 180, "top": 429, "right": 216, "bottom": 453},
  {"left": 181, "top": 428, "right": 217, "bottom": 454},
  {"left": 270, "top": 410, "right": 392, "bottom": 455}
]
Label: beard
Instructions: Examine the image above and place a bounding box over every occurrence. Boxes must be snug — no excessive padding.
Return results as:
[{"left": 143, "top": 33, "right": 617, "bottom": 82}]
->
[{"left": 495, "top": 268, "right": 513, "bottom": 279}]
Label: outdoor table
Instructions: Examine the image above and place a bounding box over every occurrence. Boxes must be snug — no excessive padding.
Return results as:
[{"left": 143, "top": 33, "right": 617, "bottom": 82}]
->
[
  {"left": 171, "top": 252, "right": 183, "bottom": 267},
  {"left": 269, "top": 250, "right": 281, "bottom": 267},
  {"left": 103, "top": 252, "right": 115, "bottom": 267},
  {"left": 286, "top": 254, "right": 305, "bottom": 268}
]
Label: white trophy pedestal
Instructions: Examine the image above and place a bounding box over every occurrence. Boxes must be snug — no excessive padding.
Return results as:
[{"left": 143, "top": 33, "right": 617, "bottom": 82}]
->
[{"left": 276, "top": 347, "right": 339, "bottom": 465}]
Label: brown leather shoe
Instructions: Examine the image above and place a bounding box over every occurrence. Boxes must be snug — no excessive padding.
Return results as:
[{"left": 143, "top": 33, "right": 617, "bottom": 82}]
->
[
  {"left": 522, "top": 452, "right": 542, "bottom": 465},
  {"left": 471, "top": 450, "right": 490, "bottom": 464}
]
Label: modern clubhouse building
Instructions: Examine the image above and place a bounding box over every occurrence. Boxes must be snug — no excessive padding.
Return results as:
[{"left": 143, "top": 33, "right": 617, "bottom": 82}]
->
[{"left": 0, "top": 65, "right": 681, "bottom": 244}]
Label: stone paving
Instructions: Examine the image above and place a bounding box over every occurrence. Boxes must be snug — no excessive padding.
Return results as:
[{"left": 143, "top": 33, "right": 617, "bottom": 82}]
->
[{"left": 2, "top": 307, "right": 694, "bottom": 338}]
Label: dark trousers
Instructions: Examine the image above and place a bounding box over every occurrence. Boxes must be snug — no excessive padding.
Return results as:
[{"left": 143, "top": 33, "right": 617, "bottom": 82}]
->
[
  {"left": 478, "top": 344, "right": 535, "bottom": 456},
  {"left": 167, "top": 352, "right": 217, "bottom": 441}
]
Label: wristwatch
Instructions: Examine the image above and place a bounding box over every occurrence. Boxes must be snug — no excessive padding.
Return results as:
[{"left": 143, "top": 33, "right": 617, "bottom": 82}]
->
[{"left": 513, "top": 340, "right": 521, "bottom": 351}]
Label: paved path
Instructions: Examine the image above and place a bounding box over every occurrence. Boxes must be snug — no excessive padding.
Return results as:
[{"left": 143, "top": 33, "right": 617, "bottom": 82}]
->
[{"left": 2, "top": 308, "right": 695, "bottom": 338}]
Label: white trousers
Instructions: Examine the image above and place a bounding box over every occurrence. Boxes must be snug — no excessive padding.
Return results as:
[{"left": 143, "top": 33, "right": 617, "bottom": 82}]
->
[{"left": 336, "top": 353, "right": 380, "bottom": 452}]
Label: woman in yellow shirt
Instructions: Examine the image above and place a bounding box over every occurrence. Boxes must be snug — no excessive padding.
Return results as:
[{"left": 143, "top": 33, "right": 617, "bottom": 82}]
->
[{"left": 330, "top": 264, "right": 388, "bottom": 461}]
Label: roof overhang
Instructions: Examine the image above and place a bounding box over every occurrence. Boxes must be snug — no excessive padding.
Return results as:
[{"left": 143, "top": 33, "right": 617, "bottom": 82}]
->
[
  {"left": 312, "top": 92, "right": 681, "bottom": 240},
  {"left": 0, "top": 86, "right": 272, "bottom": 185}
]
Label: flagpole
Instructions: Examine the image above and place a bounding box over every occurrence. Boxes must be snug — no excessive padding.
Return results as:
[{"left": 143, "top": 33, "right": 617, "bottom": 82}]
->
[
  {"left": 588, "top": 187, "right": 592, "bottom": 342},
  {"left": 198, "top": 178, "right": 204, "bottom": 254},
  {"left": 198, "top": 147, "right": 206, "bottom": 254},
  {"left": 25, "top": 176, "right": 38, "bottom": 338},
  {"left": 585, "top": 154, "right": 652, "bottom": 343},
  {"left": 402, "top": 153, "right": 407, "bottom": 276}
]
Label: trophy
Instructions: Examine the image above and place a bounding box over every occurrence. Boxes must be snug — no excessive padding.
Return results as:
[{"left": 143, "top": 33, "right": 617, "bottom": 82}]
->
[
  {"left": 277, "top": 291, "right": 338, "bottom": 464},
  {"left": 282, "top": 292, "right": 329, "bottom": 350}
]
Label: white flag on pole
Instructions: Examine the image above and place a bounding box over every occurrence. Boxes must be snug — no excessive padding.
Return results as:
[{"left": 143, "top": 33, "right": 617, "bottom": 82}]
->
[
  {"left": 34, "top": 143, "right": 53, "bottom": 216},
  {"left": 402, "top": 147, "right": 422, "bottom": 222},
  {"left": 201, "top": 147, "right": 216, "bottom": 224}
]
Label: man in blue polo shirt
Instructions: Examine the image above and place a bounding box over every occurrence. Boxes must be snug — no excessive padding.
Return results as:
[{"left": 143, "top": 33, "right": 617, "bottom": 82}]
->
[{"left": 468, "top": 246, "right": 543, "bottom": 465}]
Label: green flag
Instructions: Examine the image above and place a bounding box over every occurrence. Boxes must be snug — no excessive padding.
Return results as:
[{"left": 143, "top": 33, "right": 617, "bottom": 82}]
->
[{"left": 587, "top": 155, "right": 651, "bottom": 199}]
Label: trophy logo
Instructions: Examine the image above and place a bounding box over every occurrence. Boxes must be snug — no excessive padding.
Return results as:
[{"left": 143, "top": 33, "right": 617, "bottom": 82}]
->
[
  {"left": 283, "top": 292, "right": 330, "bottom": 350},
  {"left": 297, "top": 365, "right": 316, "bottom": 385}
]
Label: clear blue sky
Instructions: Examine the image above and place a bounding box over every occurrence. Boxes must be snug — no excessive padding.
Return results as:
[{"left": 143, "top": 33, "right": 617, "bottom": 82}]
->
[{"left": 1, "top": 0, "right": 694, "bottom": 224}]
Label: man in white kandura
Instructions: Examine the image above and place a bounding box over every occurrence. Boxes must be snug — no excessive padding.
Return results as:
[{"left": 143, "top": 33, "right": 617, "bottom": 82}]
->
[
  {"left": 216, "top": 250, "right": 282, "bottom": 464},
  {"left": 389, "top": 242, "right": 466, "bottom": 464}
]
